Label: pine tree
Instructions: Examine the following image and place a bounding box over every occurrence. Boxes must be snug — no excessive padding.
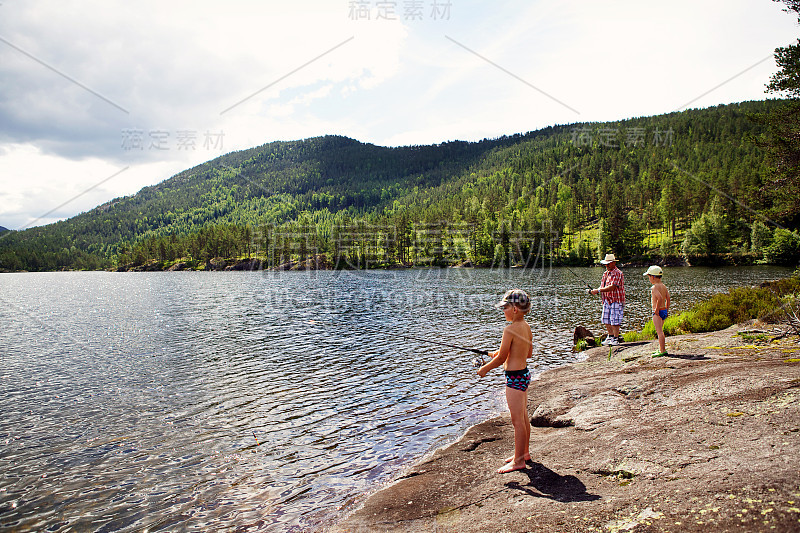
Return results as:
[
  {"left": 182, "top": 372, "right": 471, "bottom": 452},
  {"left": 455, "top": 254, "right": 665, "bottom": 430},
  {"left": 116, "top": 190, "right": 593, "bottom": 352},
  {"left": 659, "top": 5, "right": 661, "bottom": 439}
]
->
[{"left": 759, "top": 0, "right": 800, "bottom": 225}]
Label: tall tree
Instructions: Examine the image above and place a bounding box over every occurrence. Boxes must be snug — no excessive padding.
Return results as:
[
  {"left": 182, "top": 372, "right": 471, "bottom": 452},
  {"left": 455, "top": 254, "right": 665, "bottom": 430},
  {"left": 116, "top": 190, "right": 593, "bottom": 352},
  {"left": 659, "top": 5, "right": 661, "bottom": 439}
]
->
[{"left": 760, "top": 0, "right": 800, "bottom": 225}]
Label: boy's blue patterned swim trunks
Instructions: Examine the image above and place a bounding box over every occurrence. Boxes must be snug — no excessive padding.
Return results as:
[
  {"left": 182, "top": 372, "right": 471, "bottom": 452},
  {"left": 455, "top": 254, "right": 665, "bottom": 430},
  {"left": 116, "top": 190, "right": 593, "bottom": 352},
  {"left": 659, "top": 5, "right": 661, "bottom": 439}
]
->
[
  {"left": 505, "top": 368, "right": 530, "bottom": 391},
  {"left": 657, "top": 309, "right": 669, "bottom": 320}
]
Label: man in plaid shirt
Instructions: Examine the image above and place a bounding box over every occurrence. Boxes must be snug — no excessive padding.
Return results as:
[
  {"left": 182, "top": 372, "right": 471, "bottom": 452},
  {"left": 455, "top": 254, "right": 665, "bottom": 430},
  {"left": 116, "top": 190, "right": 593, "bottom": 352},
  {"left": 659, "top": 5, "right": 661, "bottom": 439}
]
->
[{"left": 589, "top": 253, "right": 625, "bottom": 345}]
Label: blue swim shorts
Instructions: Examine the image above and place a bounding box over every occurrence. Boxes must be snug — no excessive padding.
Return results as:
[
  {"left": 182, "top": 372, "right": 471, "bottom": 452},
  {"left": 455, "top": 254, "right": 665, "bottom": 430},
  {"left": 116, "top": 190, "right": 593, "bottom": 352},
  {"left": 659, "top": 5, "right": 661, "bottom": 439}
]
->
[
  {"left": 505, "top": 368, "right": 530, "bottom": 391},
  {"left": 656, "top": 309, "right": 669, "bottom": 321}
]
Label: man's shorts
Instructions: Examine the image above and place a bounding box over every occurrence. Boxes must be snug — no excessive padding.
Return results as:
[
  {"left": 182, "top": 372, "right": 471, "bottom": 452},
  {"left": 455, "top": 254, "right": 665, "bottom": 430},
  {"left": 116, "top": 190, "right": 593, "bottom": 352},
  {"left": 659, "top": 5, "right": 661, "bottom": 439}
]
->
[{"left": 601, "top": 302, "right": 624, "bottom": 326}]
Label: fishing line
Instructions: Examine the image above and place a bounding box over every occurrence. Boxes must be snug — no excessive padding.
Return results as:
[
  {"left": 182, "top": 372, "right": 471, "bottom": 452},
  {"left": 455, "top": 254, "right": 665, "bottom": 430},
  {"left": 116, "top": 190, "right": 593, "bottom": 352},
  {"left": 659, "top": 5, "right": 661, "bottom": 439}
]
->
[
  {"left": 306, "top": 318, "right": 490, "bottom": 365},
  {"left": 306, "top": 319, "right": 545, "bottom": 371},
  {"left": 565, "top": 265, "right": 600, "bottom": 297}
]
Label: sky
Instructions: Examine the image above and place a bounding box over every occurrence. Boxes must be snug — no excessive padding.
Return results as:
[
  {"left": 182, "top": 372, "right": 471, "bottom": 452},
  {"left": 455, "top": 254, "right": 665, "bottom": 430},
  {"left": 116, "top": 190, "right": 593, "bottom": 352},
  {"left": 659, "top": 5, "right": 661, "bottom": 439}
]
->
[{"left": 0, "top": 0, "right": 797, "bottom": 231}]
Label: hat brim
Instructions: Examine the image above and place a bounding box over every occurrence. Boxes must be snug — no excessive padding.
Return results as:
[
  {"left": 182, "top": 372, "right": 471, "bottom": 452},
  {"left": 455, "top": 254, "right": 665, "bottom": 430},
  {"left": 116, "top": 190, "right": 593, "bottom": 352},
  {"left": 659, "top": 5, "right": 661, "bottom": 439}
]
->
[{"left": 495, "top": 301, "right": 530, "bottom": 310}]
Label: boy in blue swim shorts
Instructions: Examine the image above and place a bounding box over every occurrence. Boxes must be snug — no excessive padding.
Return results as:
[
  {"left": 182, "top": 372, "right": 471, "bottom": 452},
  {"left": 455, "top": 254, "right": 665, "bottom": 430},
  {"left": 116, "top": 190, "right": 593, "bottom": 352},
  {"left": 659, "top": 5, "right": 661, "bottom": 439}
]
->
[
  {"left": 477, "top": 289, "right": 533, "bottom": 474},
  {"left": 644, "top": 265, "right": 671, "bottom": 357}
]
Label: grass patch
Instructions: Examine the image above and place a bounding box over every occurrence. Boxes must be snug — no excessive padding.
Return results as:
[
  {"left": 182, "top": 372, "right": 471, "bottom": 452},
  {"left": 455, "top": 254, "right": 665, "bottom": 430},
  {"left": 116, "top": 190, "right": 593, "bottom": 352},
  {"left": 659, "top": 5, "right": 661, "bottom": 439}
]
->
[
  {"left": 574, "top": 338, "right": 589, "bottom": 352},
  {"left": 737, "top": 332, "right": 769, "bottom": 342},
  {"left": 623, "top": 320, "right": 656, "bottom": 342}
]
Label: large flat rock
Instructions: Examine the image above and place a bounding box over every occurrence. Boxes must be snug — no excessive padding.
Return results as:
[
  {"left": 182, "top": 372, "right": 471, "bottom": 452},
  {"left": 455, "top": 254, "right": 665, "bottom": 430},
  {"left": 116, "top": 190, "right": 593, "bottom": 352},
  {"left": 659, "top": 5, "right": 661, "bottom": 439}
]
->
[{"left": 329, "top": 325, "right": 800, "bottom": 532}]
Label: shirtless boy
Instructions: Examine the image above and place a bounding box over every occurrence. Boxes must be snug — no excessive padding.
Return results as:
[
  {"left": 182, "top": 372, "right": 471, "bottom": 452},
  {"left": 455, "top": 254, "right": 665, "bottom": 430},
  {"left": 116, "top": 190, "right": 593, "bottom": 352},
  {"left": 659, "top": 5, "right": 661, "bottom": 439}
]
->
[
  {"left": 477, "top": 289, "right": 533, "bottom": 474},
  {"left": 644, "top": 265, "right": 671, "bottom": 357}
]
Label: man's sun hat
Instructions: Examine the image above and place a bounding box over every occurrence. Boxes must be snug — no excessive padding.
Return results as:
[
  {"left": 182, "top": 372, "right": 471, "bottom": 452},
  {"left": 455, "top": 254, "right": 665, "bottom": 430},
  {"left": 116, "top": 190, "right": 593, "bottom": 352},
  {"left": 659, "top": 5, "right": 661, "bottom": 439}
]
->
[
  {"left": 599, "top": 253, "right": 618, "bottom": 265},
  {"left": 643, "top": 265, "right": 663, "bottom": 277},
  {"left": 495, "top": 289, "right": 531, "bottom": 310}
]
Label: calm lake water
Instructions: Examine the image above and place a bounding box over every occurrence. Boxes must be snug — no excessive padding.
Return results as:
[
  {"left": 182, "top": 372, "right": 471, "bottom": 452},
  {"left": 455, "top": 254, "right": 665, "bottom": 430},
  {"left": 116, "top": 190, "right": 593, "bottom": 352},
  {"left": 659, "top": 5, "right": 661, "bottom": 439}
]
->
[{"left": 0, "top": 265, "right": 791, "bottom": 531}]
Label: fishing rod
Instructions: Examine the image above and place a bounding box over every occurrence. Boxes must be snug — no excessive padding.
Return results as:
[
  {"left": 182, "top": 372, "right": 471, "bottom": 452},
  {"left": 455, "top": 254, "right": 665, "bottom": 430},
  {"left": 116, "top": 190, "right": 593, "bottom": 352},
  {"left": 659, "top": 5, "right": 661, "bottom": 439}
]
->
[
  {"left": 398, "top": 333, "right": 489, "bottom": 356},
  {"left": 565, "top": 265, "right": 596, "bottom": 293},
  {"left": 306, "top": 319, "right": 544, "bottom": 370},
  {"left": 308, "top": 319, "right": 489, "bottom": 356}
]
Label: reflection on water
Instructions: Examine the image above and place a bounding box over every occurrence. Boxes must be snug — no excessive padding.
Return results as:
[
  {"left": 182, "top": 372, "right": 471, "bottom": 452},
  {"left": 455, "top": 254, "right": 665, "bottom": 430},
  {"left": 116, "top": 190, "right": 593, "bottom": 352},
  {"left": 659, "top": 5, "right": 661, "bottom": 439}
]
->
[{"left": 0, "top": 266, "right": 790, "bottom": 531}]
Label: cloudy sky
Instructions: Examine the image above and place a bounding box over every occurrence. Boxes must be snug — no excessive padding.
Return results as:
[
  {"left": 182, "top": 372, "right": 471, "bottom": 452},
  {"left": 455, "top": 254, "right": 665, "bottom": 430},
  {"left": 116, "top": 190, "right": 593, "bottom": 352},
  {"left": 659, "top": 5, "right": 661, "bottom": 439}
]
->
[{"left": 0, "top": 0, "right": 797, "bottom": 230}]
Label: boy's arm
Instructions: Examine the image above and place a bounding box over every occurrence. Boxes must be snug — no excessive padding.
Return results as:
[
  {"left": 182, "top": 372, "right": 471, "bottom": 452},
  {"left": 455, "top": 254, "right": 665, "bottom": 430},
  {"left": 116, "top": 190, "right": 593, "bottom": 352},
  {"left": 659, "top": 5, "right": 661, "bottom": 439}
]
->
[
  {"left": 477, "top": 326, "right": 512, "bottom": 377},
  {"left": 666, "top": 288, "right": 671, "bottom": 309},
  {"left": 650, "top": 286, "right": 658, "bottom": 313}
]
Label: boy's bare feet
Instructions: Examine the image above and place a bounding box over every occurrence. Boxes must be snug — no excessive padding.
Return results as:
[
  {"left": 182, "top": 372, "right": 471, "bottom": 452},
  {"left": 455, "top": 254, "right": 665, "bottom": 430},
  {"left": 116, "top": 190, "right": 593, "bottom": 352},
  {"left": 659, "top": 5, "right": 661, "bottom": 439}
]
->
[
  {"left": 497, "top": 461, "right": 526, "bottom": 474},
  {"left": 504, "top": 453, "right": 531, "bottom": 463}
]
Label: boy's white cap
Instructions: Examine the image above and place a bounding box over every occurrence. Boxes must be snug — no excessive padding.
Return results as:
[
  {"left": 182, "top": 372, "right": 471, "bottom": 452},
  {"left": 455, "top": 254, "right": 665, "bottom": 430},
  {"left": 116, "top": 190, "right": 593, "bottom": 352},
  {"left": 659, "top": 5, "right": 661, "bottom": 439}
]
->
[
  {"left": 643, "top": 265, "right": 663, "bottom": 276},
  {"left": 599, "top": 253, "right": 617, "bottom": 264},
  {"left": 495, "top": 289, "right": 531, "bottom": 310}
]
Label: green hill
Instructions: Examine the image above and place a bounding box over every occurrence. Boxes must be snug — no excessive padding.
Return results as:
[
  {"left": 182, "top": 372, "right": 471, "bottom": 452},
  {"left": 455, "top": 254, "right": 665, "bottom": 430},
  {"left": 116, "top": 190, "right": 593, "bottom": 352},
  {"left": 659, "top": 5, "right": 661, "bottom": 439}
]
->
[{"left": 0, "top": 99, "right": 797, "bottom": 271}]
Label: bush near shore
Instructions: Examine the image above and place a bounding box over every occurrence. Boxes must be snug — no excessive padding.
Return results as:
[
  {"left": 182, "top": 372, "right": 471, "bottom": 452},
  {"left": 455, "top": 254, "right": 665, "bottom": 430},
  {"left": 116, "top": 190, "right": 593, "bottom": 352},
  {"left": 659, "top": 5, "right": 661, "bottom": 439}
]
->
[{"left": 623, "top": 270, "right": 800, "bottom": 342}]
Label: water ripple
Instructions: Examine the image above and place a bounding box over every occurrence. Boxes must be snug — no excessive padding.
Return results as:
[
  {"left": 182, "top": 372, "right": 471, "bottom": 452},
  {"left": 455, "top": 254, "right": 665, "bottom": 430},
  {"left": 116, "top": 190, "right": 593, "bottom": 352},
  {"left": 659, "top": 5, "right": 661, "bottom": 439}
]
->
[{"left": 0, "top": 266, "right": 789, "bottom": 531}]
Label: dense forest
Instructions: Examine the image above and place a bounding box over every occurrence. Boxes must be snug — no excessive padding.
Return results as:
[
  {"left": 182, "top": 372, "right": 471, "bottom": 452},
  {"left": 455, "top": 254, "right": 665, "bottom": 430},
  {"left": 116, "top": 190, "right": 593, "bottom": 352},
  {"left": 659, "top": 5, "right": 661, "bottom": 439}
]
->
[{"left": 1, "top": 100, "right": 799, "bottom": 272}]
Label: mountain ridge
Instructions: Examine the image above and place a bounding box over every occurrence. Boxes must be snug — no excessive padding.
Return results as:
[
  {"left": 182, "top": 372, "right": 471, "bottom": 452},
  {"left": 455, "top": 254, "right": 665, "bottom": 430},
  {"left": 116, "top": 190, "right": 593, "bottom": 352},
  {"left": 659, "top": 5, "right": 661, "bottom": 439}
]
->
[{"left": 0, "top": 99, "right": 794, "bottom": 271}]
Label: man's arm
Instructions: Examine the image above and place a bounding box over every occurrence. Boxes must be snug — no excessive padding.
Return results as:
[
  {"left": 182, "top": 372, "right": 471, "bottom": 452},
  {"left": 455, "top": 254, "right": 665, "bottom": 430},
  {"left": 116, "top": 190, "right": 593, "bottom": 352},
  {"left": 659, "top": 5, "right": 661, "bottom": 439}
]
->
[{"left": 592, "top": 281, "right": 618, "bottom": 295}]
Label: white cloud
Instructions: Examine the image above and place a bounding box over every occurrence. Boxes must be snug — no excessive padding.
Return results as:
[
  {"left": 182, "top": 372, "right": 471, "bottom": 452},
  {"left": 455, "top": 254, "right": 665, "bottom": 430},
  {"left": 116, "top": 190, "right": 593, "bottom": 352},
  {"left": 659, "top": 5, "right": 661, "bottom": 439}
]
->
[
  {"left": 0, "top": 0, "right": 797, "bottom": 229},
  {"left": 0, "top": 144, "right": 191, "bottom": 230}
]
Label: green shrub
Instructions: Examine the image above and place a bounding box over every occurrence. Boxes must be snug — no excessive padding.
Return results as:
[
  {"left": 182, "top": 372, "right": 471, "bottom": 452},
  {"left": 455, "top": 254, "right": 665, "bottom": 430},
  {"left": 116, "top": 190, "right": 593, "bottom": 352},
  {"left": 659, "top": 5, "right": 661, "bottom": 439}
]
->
[
  {"left": 750, "top": 221, "right": 773, "bottom": 254},
  {"left": 623, "top": 322, "right": 656, "bottom": 342},
  {"left": 663, "top": 311, "right": 694, "bottom": 335},
  {"left": 682, "top": 209, "right": 728, "bottom": 255},
  {"left": 623, "top": 331, "right": 644, "bottom": 342},
  {"left": 764, "top": 229, "right": 800, "bottom": 266},
  {"left": 685, "top": 287, "right": 781, "bottom": 333},
  {"left": 765, "top": 273, "right": 800, "bottom": 295}
]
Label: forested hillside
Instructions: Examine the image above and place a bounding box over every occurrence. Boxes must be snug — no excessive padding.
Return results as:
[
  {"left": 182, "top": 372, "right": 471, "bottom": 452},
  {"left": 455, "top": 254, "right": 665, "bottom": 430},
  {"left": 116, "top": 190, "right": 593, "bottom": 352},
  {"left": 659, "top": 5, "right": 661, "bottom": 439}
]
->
[{"left": 1, "top": 99, "right": 798, "bottom": 271}]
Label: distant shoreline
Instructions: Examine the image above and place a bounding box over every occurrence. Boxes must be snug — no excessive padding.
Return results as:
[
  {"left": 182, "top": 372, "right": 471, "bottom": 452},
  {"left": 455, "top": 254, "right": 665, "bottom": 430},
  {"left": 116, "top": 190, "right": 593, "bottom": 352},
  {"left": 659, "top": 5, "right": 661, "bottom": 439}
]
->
[
  {"left": 1, "top": 253, "right": 789, "bottom": 273},
  {"left": 105, "top": 251, "right": 778, "bottom": 273}
]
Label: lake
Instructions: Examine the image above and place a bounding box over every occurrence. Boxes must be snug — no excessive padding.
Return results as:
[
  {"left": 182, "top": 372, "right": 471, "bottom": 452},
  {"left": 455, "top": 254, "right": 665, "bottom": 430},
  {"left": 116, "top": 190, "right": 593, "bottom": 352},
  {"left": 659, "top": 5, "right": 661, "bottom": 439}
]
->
[{"left": 0, "top": 265, "right": 791, "bottom": 531}]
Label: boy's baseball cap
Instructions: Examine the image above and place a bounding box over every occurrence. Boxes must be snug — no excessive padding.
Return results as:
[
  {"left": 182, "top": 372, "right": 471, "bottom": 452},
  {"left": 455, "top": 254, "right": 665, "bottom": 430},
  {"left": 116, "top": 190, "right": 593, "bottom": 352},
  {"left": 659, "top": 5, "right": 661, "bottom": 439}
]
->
[
  {"left": 495, "top": 289, "right": 531, "bottom": 310},
  {"left": 643, "top": 265, "right": 663, "bottom": 276}
]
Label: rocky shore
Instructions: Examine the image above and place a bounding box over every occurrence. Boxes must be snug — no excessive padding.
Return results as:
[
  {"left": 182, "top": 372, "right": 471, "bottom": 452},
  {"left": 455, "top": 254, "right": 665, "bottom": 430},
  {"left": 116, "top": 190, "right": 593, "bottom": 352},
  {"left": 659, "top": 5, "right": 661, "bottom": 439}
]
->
[{"left": 330, "top": 324, "right": 800, "bottom": 532}]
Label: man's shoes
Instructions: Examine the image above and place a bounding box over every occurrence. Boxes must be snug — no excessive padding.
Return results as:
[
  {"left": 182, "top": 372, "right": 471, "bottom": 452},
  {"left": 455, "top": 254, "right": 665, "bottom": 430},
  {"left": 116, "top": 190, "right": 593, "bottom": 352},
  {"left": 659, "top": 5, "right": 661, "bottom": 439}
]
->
[
  {"left": 608, "top": 337, "right": 619, "bottom": 346},
  {"left": 601, "top": 337, "right": 612, "bottom": 345}
]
